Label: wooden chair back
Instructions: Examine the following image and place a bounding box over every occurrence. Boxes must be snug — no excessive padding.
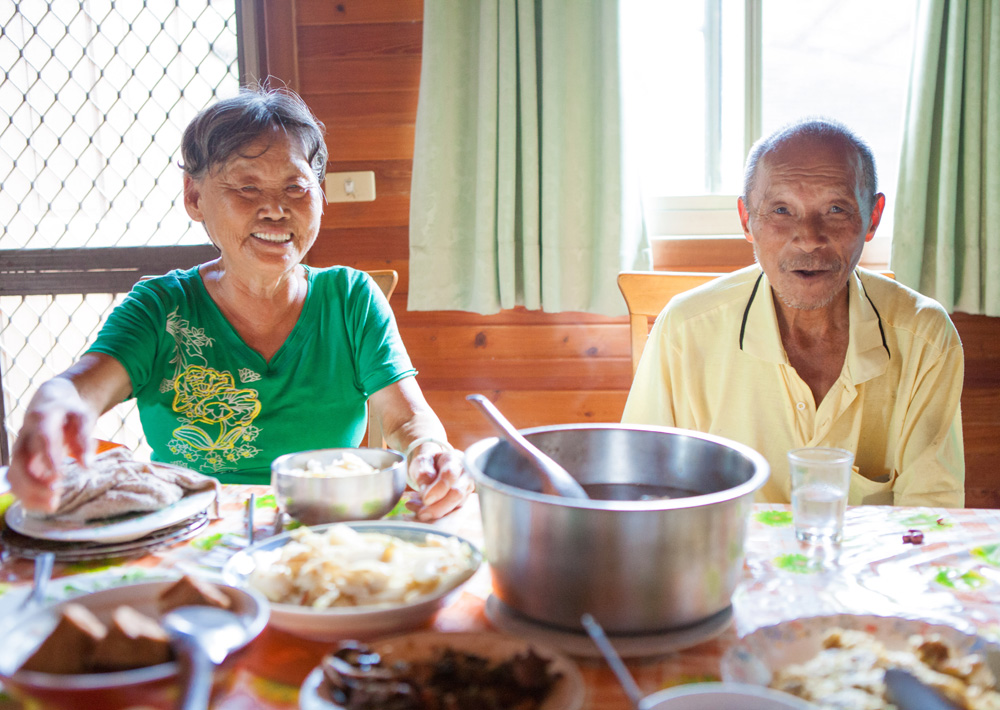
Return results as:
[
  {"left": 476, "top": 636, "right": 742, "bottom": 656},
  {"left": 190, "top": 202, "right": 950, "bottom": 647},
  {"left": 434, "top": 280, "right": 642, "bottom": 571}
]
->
[{"left": 617, "top": 271, "right": 725, "bottom": 375}]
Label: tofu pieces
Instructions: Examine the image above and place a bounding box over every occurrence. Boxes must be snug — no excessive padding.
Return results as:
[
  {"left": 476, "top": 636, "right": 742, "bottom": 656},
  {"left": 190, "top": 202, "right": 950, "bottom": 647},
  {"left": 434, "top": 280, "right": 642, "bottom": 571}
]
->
[
  {"left": 157, "top": 575, "right": 232, "bottom": 613},
  {"left": 89, "top": 606, "right": 172, "bottom": 671},
  {"left": 20, "top": 603, "right": 106, "bottom": 674}
]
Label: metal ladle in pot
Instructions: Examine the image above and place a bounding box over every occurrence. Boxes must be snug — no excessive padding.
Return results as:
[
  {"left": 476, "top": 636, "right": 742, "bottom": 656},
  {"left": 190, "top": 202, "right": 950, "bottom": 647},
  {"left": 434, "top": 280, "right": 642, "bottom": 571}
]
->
[{"left": 467, "top": 394, "right": 588, "bottom": 499}]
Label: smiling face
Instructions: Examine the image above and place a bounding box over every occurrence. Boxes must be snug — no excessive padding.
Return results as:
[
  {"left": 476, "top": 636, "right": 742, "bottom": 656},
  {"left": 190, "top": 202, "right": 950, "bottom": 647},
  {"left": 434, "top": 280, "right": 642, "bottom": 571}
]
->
[
  {"left": 738, "top": 134, "right": 885, "bottom": 312},
  {"left": 183, "top": 126, "right": 323, "bottom": 279}
]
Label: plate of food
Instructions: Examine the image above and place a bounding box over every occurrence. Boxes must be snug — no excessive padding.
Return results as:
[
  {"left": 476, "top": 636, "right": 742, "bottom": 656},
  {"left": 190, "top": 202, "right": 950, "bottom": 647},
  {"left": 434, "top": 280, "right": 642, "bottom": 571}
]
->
[
  {"left": 721, "top": 613, "right": 1000, "bottom": 709},
  {"left": 0, "top": 575, "right": 268, "bottom": 710},
  {"left": 3, "top": 450, "right": 219, "bottom": 544},
  {"left": 298, "top": 631, "right": 585, "bottom": 710},
  {"left": 222, "top": 520, "right": 482, "bottom": 641}
]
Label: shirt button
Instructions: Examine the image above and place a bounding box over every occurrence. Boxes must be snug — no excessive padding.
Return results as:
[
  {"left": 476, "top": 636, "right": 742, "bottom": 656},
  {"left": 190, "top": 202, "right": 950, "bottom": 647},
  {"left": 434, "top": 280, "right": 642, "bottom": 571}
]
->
[{"left": 796, "top": 402, "right": 806, "bottom": 411}]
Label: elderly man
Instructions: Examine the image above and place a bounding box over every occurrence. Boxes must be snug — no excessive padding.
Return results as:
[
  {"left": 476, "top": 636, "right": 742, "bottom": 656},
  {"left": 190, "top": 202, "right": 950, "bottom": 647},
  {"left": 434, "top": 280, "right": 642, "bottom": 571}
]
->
[{"left": 622, "top": 119, "right": 964, "bottom": 507}]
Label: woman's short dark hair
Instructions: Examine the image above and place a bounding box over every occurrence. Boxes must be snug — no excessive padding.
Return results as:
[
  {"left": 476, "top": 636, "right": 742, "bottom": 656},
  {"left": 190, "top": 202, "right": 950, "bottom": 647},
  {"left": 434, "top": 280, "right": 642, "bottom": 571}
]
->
[{"left": 181, "top": 86, "right": 328, "bottom": 182}]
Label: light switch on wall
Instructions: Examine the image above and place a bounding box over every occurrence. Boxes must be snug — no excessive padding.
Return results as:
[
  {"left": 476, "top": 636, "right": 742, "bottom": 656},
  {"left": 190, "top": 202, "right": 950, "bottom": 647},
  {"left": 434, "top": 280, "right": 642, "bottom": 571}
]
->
[{"left": 326, "top": 171, "right": 376, "bottom": 202}]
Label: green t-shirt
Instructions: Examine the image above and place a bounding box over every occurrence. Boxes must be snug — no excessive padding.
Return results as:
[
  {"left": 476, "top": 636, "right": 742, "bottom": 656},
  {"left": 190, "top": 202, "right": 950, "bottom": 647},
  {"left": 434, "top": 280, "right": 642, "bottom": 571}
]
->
[{"left": 88, "top": 265, "right": 416, "bottom": 484}]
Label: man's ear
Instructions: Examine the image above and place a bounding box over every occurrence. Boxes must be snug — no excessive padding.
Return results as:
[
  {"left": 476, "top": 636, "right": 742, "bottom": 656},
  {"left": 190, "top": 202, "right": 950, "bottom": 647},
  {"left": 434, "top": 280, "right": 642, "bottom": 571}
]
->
[
  {"left": 183, "top": 175, "right": 203, "bottom": 222},
  {"left": 865, "top": 193, "right": 886, "bottom": 242},
  {"left": 738, "top": 197, "right": 754, "bottom": 243}
]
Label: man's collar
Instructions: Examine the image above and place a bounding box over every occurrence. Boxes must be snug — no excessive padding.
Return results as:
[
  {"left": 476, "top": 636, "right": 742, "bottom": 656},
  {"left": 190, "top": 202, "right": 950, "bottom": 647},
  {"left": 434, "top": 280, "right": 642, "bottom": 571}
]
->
[{"left": 739, "top": 268, "right": 890, "bottom": 383}]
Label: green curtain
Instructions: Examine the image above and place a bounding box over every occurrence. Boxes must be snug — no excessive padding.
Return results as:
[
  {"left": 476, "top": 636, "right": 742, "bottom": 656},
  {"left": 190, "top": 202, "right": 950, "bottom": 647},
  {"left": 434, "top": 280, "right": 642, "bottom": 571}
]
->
[
  {"left": 408, "top": 0, "right": 649, "bottom": 315},
  {"left": 892, "top": 0, "right": 1000, "bottom": 315}
]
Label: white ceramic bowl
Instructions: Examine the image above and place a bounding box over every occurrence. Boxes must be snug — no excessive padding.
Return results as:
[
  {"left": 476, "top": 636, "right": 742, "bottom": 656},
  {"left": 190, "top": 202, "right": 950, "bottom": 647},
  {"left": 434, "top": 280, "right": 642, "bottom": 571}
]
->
[
  {"left": 298, "top": 631, "right": 585, "bottom": 710},
  {"left": 223, "top": 520, "right": 482, "bottom": 641},
  {"left": 0, "top": 579, "right": 269, "bottom": 710},
  {"left": 642, "top": 682, "right": 816, "bottom": 709}
]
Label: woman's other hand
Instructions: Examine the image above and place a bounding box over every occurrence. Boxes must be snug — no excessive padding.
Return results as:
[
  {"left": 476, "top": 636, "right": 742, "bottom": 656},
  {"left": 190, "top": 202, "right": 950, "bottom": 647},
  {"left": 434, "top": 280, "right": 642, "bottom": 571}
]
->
[{"left": 405, "top": 443, "right": 473, "bottom": 521}]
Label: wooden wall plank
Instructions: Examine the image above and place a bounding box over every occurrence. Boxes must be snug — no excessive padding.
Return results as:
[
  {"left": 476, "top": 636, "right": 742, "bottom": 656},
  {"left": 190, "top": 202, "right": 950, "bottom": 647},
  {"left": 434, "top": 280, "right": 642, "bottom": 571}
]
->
[
  {"left": 325, "top": 125, "right": 415, "bottom": 161},
  {"left": 399, "top": 324, "right": 630, "bottom": 360},
  {"left": 299, "top": 58, "right": 422, "bottom": 94},
  {"left": 411, "top": 358, "right": 632, "bottom": 391},
  {"left": 296, "top": 0, "right": 423, "bottom": 25},
  {"left": 307, "top": 92, "right": 420, "bottom": 125},
  {"left": 298, "top": 23, "right": 422, "bottom": 60}
]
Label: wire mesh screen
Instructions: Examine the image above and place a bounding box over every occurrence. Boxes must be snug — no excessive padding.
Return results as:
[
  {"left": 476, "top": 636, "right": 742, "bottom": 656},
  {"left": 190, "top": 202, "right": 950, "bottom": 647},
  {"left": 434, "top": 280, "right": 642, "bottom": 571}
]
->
[{"left": 0, "top": 0, "right": 239, "bottom": 461}]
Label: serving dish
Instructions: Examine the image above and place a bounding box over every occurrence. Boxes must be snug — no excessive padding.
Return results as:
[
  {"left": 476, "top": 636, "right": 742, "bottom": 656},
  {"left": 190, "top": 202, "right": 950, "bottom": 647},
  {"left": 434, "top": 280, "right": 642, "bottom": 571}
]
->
[
  {"left": 298, "top": 630, "right": 585, "bottom": 710},
  {"left": 223, "top": 520, "right": 481, "bottom": 641},
  {"left": 641, "top": 682, "right": 816, "bottom": 709},
  {"left": 0, "top": 579, "right": 268, "bottom": 710},
  {"left": 721, "top": 612, "right": 1000, "bottom": 708},
  {"left": 5, "top": 489, "right": 217, "bottom": 544}
]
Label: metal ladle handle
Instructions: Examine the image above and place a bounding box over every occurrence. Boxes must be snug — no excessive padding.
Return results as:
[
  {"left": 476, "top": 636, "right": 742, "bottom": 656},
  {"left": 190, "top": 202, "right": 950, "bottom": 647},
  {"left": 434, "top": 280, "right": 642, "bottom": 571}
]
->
[
  {"left": 466, "top": 394, "right": 588, "bottom": 499},
  {"left": 581, "top": 613, "right": 645, "bottom": 710}
]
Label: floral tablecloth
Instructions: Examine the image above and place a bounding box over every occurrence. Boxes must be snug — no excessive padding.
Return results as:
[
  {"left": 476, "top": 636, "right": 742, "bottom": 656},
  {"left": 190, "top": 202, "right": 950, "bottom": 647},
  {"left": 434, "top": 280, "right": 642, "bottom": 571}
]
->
[{"left": 1, "top": 487, "right": 999, "bottom": 709}]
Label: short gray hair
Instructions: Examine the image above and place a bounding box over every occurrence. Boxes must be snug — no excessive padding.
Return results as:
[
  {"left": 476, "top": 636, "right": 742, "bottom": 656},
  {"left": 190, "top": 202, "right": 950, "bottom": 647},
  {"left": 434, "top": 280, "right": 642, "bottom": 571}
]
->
[
  {"left": 181, "top": 86, "right": 328, "bottom": 182},
  {"left": 741, "top": 118, "right": 877, "bottom": 210}
]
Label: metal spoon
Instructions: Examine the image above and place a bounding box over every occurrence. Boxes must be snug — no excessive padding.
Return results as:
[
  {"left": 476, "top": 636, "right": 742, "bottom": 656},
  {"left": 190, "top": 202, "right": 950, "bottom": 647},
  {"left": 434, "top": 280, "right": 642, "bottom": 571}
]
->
[
  {"left": 467, "top": 394, "right": 589, "bottom": 499},
  {"left": 161, "top": 606, "right": 247, "bottom": 710},
  {"left": 581, "top": 613, "right": 646, "bottom": 710},
  {"left": 21, "top": 552, "right": 55, "bottom": 609}
]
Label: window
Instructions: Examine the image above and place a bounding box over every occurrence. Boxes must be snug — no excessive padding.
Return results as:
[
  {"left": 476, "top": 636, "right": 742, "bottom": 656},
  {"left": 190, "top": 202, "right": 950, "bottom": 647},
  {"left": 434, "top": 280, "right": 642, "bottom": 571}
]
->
[{"left": 622, "top": 0, "right": 917, "bottom": 264}]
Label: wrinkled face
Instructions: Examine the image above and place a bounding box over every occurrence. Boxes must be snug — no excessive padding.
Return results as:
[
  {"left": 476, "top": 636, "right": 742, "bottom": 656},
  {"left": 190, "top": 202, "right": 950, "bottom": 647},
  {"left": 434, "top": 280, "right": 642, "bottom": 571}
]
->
[
  {"left": 183, "top": 126, "right": 323, "bottom": 276},
  {"left": 738, "top": 135, "right": 884, "bottom": 311}
]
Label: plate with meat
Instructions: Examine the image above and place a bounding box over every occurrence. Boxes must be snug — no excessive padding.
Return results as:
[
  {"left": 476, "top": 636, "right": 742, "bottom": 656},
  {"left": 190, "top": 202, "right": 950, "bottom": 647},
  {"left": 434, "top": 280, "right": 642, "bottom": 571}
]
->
[{"left": 299, "top": 631, "right": 585, "bottom": 710}]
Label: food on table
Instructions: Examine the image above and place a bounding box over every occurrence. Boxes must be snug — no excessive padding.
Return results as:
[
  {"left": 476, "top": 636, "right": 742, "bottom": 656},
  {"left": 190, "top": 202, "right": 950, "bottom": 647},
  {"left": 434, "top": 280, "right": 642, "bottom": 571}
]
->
[
  {"left": 19, "top": 576, "right": 231, "bottom": 675},
  {"left": 20, "top": 603, "right": 106, "bottom": 674},
  {"left": 292, "top": 453, "right": 379, "bottom": 478},
  {"left": 158, "top": 573, "right": 232, "bottom": 612},
  {"left": 246, "top": 524, "right": 475, "bottom": 608},
  {"left": 89, "top": 606, "right": 172, "bottom": 671},
  {"left": 37, "top": 448, "right": 219, "bottom": 522},
  {"left": 770, "top": 627, "right": 1000, "bottom": 709},
  {"left": 320, "top": 639, "right": 561, "bottom": 710}
]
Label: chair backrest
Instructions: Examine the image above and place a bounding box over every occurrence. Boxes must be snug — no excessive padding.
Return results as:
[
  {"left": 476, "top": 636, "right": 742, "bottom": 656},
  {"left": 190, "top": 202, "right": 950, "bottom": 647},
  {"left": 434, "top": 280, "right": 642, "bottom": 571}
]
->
[
  {"left": 617, "top": 271, "right": 725, "bottom": 375},
  {"left": 363, "top": 269, "right": 398, "bottom": 447},
  {"left": 618, "top": 267, "right": 897, "bottom": 376}
]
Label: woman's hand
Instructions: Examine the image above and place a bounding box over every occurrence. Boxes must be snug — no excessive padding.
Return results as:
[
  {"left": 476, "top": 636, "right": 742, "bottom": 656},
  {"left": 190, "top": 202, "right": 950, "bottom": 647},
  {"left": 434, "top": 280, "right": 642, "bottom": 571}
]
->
[
  {"left": 7, "top": 354, "right": 131, "bottom": 513},
  {"left": 8, "top": 378, "right": 95, "bottom": 512},
  {"left": 405, "top": 443, "right": 474, "bottom": 521}
]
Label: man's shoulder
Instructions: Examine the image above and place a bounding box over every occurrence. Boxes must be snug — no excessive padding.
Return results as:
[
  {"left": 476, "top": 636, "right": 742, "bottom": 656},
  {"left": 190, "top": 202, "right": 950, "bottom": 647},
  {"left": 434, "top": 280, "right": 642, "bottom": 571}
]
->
[
  {"left": 857, "top": 269, "right": 961, "bottom": 350},
  {"left": 666, "top": 265, "right": 763, "bottom": 319}
]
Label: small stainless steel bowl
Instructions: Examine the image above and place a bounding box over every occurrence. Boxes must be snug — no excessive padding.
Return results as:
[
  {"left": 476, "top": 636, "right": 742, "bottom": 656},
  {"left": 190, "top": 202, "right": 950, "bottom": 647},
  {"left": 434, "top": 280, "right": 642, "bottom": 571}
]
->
[{"left": 271, "top": 447, "right": 406, "bottom": 525}]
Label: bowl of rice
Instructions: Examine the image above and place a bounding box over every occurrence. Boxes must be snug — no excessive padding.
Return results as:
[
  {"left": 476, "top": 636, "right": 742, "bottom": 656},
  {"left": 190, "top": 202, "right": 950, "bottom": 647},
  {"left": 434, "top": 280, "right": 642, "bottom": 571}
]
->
[
  {"left": 222, "top": 521, "right": 482, "bottom": 641},
  {"left": 272, "top": 447, "right": 407, "bottom": 525}
]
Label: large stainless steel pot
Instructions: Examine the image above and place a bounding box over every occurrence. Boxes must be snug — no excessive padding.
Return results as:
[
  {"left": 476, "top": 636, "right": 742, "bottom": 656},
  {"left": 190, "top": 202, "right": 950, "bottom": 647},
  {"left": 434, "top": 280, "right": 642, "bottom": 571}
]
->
[{"left": 464, "top": 424, "right": 769, "bottom": 634}]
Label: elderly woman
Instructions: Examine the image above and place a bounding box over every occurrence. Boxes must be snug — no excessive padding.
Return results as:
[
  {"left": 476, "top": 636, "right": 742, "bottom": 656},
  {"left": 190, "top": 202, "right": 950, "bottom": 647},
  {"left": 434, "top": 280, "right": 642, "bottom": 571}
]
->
[{"left": 8, "top": 87, "right": 471, "bottom": 521}]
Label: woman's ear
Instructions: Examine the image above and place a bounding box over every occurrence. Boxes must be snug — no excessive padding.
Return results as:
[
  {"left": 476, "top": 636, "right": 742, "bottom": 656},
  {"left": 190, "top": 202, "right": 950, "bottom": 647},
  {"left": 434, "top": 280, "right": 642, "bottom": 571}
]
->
[{"left": 183, "top": 174, "right": 203, "bottom": 222}]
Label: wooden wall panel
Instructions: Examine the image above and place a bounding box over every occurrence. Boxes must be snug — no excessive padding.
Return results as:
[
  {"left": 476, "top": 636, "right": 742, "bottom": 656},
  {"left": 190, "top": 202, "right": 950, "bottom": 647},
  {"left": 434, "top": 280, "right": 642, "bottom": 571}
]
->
[{"left": 282, "top": 0, "right": 1000, "bottom": 507}]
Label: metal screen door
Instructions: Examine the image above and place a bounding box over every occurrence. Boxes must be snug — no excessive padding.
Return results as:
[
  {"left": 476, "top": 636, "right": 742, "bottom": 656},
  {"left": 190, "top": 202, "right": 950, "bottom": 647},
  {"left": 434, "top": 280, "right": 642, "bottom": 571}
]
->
[{"left": 0, "top": 1, "right": 241, "bottom": 463}]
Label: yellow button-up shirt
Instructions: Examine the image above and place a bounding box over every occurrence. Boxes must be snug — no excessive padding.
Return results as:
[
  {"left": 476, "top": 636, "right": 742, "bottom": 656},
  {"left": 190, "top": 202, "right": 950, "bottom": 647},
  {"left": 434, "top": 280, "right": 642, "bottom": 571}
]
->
[{"left": 622, "top": 266, "right": 965, "bottom": 507}]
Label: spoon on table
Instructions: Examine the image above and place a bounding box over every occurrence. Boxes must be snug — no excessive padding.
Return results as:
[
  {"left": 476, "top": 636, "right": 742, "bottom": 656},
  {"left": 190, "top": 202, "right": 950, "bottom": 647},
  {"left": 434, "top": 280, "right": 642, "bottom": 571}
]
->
[
  {"left": 581, "top": 613, "right": 647, "bottom": 710},
  {"left": 162, "top": 606, "right": 247, "bottom": 710},
  {"left": 21, "top": 552, "right": 55, "bottom": 609},
  {"left": 467, "top": 394, "right": 589, "bottom": 499}
]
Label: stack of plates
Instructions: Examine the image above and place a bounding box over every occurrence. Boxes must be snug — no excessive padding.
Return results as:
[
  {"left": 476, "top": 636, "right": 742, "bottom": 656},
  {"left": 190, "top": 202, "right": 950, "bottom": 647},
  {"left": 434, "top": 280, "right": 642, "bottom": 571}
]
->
[{"left": 1, "top": 488, "right": 216, "bottom": 562}]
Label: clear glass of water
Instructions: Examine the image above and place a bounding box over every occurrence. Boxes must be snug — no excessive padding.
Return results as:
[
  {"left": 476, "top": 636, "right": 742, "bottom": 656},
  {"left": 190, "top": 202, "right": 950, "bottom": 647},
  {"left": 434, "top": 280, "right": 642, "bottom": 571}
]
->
[{"left": 788, "top": 447, "right": 854, "bottom": 543}]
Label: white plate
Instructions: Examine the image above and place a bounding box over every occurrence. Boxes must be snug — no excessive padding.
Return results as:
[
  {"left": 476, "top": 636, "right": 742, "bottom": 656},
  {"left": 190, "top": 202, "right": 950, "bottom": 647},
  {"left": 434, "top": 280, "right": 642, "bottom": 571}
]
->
[
  {"left": 4, "top": 488, "right": 217, "bottom": 544},
  {"left": 721, "top": 613, "right": 998, "bottom": 699},
  {"left": 223, "top": 520, "right": 482, "bottom": 641},
  {"left": 298, "top": 630, "right": 585, "bottom": 710},
  {"left": 643, "top": 682, "right": 816, "bottom": 709}
]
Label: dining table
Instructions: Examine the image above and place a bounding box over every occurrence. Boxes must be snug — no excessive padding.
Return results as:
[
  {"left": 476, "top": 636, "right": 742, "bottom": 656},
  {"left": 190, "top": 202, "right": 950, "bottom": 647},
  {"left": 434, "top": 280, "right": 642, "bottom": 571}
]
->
[{"left": 1, "top": 484, "right": 999, "bottom": 710}]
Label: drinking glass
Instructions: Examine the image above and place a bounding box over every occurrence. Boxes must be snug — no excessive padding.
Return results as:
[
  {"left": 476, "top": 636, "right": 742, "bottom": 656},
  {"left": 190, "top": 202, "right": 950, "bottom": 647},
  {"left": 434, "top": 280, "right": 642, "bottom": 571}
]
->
[{"left": 788, "top": 447, "right": 854, "bottom": 543}]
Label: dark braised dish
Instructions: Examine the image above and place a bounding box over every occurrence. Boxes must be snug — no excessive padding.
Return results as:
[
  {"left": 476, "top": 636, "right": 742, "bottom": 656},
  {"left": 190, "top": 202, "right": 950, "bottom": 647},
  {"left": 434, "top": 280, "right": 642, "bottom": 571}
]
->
[{"left": 320, "top": 640, "right": 561, "bottom": 710}]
